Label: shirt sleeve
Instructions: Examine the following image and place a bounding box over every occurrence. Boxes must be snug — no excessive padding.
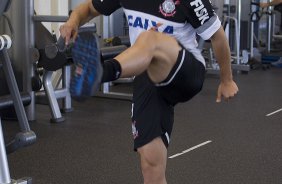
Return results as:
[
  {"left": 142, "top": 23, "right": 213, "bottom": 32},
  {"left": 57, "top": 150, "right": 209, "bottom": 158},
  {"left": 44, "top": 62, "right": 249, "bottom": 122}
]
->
[
  {"left": 181, "top": 0, "right": 221, "bottom": 40},
  {"left": 92, "top": 0, "right": 121, "bottom": 16}
]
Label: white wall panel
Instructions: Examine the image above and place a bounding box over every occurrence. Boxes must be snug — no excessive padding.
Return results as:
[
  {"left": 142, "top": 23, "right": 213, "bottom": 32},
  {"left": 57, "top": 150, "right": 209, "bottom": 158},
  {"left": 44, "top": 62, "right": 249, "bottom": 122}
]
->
[{"left": 34, "top": 0, "right": 68, "bottom": 37}]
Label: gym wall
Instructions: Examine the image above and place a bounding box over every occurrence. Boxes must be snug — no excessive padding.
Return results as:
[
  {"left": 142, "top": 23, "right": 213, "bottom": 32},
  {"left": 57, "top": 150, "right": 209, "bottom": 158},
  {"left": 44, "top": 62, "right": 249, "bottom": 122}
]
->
[{"left": 34, "top": 0, "right": 68, "bottom": 38}]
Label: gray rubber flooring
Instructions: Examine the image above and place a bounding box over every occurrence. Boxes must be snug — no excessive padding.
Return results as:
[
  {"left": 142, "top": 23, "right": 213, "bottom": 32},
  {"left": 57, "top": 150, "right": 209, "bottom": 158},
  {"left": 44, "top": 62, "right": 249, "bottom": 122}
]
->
[{"left": 3, "top": 67, "right": 282, "bottom": 184}]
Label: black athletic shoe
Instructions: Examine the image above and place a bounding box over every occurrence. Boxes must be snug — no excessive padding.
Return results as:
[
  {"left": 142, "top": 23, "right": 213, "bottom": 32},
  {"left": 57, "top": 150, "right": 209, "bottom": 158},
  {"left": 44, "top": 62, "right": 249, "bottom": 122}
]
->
[{"left": 70, "top": 31, "right": 102, "bottom": 101}]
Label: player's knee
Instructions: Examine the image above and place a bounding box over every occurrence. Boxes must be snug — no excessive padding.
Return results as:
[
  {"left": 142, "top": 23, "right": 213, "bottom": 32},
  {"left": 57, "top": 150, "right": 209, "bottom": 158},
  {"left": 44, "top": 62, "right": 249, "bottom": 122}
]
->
[
  {"left": 140, "top": 158, "right": 165, "bottom": 184},
  {"left": 138, "top": 142, "right": 166, "bottom": 180},
  {"left": 135, "top": 31, "right": 158, "bottom": 49},
  {"left": 139, "top": 149, "right": 159, "bottom": 169},
  {"left": 138, "top": 31, "right": 157, "bottom": 40}
]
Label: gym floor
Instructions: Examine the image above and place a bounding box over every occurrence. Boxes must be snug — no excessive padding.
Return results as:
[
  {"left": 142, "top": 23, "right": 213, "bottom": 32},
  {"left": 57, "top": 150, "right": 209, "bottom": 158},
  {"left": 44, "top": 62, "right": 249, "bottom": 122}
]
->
[{"left": 3, "top": 67, "right": 282, "bottom": 184}]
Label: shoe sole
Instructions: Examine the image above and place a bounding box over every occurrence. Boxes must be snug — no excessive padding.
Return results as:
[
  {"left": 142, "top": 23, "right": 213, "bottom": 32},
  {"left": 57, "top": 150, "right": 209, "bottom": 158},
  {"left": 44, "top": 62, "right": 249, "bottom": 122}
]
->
[{"left": 70, "top": 31, "right": 102, "bottom": 101}]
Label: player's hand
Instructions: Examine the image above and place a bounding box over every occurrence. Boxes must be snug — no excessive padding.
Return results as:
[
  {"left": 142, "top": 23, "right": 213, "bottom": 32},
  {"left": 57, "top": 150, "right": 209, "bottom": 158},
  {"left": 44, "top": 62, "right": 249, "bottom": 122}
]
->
[
  {"left": 216, "top": 80, "right": 239, "bottom": 103},
  {"left": 59, "top": 22, "right": 79, "bottom": 45}
]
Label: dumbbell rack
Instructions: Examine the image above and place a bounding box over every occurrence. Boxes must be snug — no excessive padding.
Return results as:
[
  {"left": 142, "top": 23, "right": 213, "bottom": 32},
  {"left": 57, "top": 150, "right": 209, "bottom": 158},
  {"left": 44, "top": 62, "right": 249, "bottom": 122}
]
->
[{"left": 33, "top": 11, "right": 72, "bottom": 123}]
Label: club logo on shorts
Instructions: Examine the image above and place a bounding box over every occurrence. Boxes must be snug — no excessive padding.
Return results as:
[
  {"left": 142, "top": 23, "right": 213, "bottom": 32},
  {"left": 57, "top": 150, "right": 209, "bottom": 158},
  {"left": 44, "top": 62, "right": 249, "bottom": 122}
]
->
[
  {"left": 132, "top": 121, "right": 139, "bottom": 139},
  {"left": 159, "top": 0, "right": 180, "bottom": 17}
]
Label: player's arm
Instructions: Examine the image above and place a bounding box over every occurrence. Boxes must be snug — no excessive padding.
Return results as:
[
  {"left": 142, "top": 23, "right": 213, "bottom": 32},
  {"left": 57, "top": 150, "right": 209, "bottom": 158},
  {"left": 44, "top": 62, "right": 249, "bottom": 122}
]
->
[
  {"left": 68, "top": 0, "right": 100, "bottom": 28},
  {"left": 210, "top": 27, "right": 232, "bottom": 83},
  {"left": 60, "top": 0, "right": 100, "bottom": 44},
  {"left": 210, "top": 26, "right": 238, "bottom": 102},
  {"left": 185, "top": 0, "right": 238, "bottom": 102}
]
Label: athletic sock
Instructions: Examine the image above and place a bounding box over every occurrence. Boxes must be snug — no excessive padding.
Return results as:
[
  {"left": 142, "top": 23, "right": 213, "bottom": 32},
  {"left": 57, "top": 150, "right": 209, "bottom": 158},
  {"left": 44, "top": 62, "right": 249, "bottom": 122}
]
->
[{"left": 101, "top": 58, "right": 122, "bottom": 82}]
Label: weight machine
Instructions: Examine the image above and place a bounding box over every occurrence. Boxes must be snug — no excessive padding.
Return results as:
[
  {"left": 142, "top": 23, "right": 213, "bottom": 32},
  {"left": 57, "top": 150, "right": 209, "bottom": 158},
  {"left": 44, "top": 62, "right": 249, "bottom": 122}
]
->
[
  {"left": 34, "top": 15, "right": 72, "bottom": 123},
  {"left": 250, "top": 0, "right": 282, "bottom": 68},
  {"left": 0, "top": 0, "right": 36, "bottom": 183},
  {"left": 1, "top": 0, "right": 72, "bottom": 123}
]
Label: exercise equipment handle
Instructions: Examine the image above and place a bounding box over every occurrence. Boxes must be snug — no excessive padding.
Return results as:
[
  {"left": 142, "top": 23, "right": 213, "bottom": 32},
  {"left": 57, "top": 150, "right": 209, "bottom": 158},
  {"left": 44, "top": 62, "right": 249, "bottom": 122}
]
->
[
  {"left": 57, "top": 36, "right": 66, "bottom": 52},
  {"left": 0, "top": 35, "right": 12, "bottom": 51}
]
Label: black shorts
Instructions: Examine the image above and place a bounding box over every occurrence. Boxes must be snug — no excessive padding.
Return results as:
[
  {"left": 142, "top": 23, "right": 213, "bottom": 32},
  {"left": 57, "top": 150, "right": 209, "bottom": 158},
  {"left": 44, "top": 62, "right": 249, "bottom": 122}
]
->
[{"left": 131, "top": 47, "right": 205, "bottom": 151}]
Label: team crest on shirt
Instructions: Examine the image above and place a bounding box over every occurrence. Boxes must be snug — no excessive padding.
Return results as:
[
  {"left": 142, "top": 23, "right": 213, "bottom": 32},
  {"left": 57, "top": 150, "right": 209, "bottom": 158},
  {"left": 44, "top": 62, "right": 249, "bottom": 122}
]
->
[{"left": 159, "top": 0, "right": 180, "bottom": 17}]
